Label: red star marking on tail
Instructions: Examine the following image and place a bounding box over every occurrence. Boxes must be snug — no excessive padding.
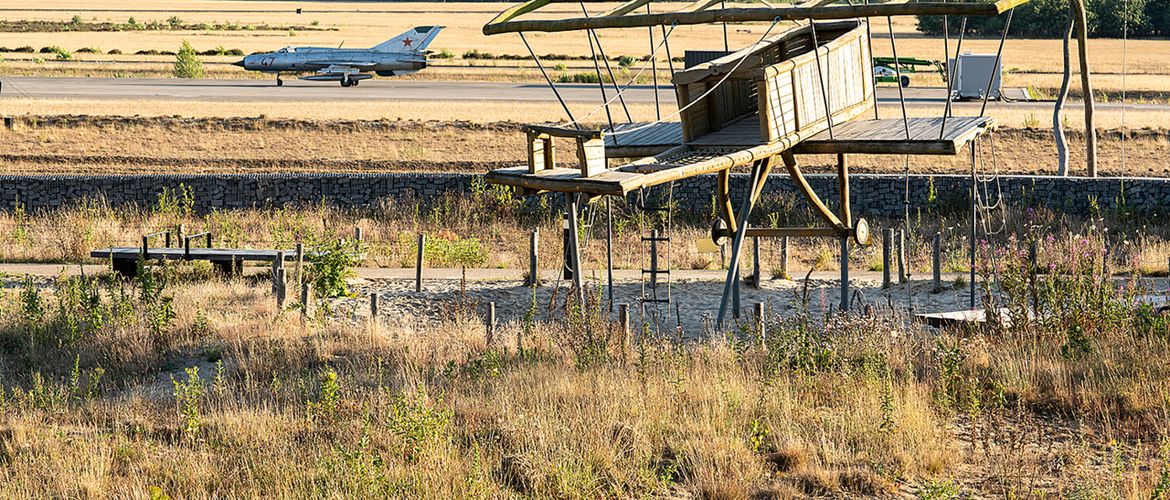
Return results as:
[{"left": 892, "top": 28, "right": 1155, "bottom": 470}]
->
[{"left": 402, "top": 37, "right": 414, "bottom": 48}]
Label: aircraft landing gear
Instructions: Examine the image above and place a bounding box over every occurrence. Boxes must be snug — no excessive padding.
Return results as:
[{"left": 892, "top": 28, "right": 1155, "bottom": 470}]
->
[
  {"left": 340, "top": 76, "right": 353, "bottom": 87},
  {"left": 276, "top": 73, "right": 283, "bottom": 87}
]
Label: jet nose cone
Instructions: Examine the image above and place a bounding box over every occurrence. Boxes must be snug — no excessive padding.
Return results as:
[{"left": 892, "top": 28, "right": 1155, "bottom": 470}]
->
[{"left": 231, "top": 59, "right": 246, "bottom": 68}]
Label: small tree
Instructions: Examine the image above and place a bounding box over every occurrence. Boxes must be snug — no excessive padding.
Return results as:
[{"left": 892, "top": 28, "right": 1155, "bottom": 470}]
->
[{"left": 173, "top": 41, "right": 203, "bottom": 78}]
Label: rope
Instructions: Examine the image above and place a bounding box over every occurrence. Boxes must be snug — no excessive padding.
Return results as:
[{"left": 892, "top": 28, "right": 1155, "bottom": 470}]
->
[{"left": 604, "top": 17, "right": 784, "bottom": 137}]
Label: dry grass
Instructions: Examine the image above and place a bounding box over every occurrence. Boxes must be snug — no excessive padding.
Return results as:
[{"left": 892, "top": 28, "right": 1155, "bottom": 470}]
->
[
  {"left": 2, "top": 114, "right": 1169, "bottom": 177},
  {"left": 0, "top": 238, "right": 1167, "bottom": 496}
]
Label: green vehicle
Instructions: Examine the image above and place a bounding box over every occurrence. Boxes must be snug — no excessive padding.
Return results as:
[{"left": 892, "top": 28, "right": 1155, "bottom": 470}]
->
[{"left": 872, "top": 56, "right": 947, "bottom": 88}]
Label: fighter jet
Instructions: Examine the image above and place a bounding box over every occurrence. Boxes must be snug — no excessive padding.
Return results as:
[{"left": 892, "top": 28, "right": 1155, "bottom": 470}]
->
[{"left": 232, "top": 26, "right": 443, "bottom": 87}]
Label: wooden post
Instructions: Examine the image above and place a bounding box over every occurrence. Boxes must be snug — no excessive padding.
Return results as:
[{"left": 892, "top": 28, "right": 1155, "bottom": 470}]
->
[
  {"left": 526, "top": 228, "right": 540, "bottom": 287},
  {"left": 3, "top": 117, "right": 13, "bottom": 130},
  {"left": 275, "top": 269, "right": 287, "bottom": 308},
  {"left": 839, "top": 237, "right": 849, "bottom": 312},
  {"left": 272, "top": 251, "right": 285, "bottom": 295},
  {"left": 141, "top": 235, "right": 149, "bottom": 258},
  {"left": 415, "top": 233, "right": 425, "bottom": 292},
  {"left": 932, "top": 232, "right": 942, "bottom": 293},
  {"left": 618, "top": 303, "right": 630, "bottom": 357},
  {"left": 177, "top": 224, "right": 185, "bottom": 246},
  {"left": 605, "top": 197, "right": 614, "bottom": 311},
  {"left": 779, "top": 236, "right": 789, "bottom": 280},
  {"left": 753, "top": 302, "right": 765, "bottom": 342},
  {"left": 354, "top": 226, "right": 363, "bottom": 244},
  {"left": 882, "top": 229, "right": 893, "bottom": 289},
  {"left": 486, "top": 302, "right": 496, "bottom": 345},
  {"left": 750, "top": 236, "right": 761, "bottom": 289},
  {"left": 897, "top": 230, "right": 908, "bottom": 284},
  {"left": 1070, "top": 0, "right": 1097, "bottom": 177},
  {"left": 369, "top": 293, "right": 380, "bottom": 319},
  {"left": 300, "top": 282, "right": 312, "bottom": 317}
]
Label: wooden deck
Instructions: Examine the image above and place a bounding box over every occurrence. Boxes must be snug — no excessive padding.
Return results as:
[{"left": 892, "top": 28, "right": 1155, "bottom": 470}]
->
[
  {"left": 604, "top": 122, "right": 683, "bottom": 158},
  {"left": 793, "top": 116, "right": 993, "bottom": 155}
]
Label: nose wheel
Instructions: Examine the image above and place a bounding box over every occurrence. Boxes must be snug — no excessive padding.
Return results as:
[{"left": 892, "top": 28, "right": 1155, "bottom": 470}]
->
[
  {"left": 276, "top": 78, "right": 283, "bottom": 87},
  {"left": 340, "top": 76, "right": 359, "bottom": 87}
]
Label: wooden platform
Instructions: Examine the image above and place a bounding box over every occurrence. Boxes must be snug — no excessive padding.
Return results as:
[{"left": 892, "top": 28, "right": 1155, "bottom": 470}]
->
[
  {"left": 793, "top": 116, "right": 992, "bottom": 155},
  {"left": 605, "top": 122, "right": 683, "bottom": 158}
]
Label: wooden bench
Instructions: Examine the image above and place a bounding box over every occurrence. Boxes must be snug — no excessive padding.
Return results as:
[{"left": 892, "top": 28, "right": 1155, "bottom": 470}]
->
[{"left": 91, "top": 247, "right": 300, "bottom": 277}]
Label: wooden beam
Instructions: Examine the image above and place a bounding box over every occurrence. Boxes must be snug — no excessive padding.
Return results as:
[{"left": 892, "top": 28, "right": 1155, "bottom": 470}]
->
[
  {"left": 599, "top": 0, "right": 655, "bottom": 17},
  {"left": 744, "top": 227, "right": 847, "bottom": 238},
  {"left": 717, "top": 168, "right": 737, "bottom": 233},
  {"left": 484, "top": 0, "right": 1032, "bottom": 35},
  {"left": 523, "top": 124, "right": 603, "bottom": 139},
  {"left": 781, "top": 151, "right": 845, "bottom": 230}
]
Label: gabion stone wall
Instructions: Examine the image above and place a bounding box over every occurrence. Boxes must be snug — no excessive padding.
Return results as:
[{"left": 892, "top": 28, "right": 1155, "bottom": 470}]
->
[{"left": 0, "top": 173, "right": 1163, "bottom": 218}]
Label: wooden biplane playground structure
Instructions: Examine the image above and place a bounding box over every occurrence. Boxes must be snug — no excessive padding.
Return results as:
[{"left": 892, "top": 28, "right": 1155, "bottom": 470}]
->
[{"left": 482, "top": 0, "right": 1030, "bottom": 326}]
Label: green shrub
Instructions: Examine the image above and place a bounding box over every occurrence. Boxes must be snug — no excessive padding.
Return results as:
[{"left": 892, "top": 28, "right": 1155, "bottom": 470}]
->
[
  {"left": 307, "top": 239, "right": 365, "bottom": 298},
  {"left": 433, "top": 48, "right": 454, "bottom": 59},
  {"left": 173, "top": 41, "right": 204, "bottom": 78}
]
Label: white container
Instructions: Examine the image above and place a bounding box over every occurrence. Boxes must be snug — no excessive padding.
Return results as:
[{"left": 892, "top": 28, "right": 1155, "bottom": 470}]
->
[{"left": 949, "top": 52, "right": 1002, "bottom": 100}]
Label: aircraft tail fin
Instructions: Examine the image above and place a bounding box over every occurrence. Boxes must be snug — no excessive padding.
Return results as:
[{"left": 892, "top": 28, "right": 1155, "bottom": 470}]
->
[{"left": 372, "top": 26, "right": 444, "bottom": 53}]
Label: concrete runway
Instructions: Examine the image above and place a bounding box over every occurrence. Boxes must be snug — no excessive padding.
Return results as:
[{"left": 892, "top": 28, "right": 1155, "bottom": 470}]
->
[{"left": 0, "top": 76, "right": 1162, "bottom": 112}]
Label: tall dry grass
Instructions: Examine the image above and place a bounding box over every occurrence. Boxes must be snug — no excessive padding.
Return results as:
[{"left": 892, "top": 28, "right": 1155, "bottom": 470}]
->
[{"left": 0, "top": 237, "right": 1167, "bottom": 496}]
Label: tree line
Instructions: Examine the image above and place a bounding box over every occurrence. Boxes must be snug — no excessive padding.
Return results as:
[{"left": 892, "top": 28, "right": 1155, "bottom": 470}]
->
[{"left": 917, "top": 0, "right": 1170, "bottom": 38}]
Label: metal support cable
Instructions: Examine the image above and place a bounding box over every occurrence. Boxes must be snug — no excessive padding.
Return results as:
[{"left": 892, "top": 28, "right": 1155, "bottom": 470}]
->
[
  {"left": 661, "top": 24, "right": 677, "bottom": 74},
  {"left": 940, "top": 16, "right": 967, "bottom": 139},
  {"left": 580, "top": 2, "right": 633, "bottom": 123},
  {"left": 583, "top": 26, "right": 617, "bottom": 135},
  {"left": 605, "top": 18, "right": 782, "bottom": 137},
  {"left": 886, "top": 16, "right": 911, "bottom": 140},
  {"left": 979, "top": 8, "right": 1013, "bottom": 117},
  {"left": 863, "top": 14, "right": 879, "bottom": 120},
  {"left": 808, "top": 18, "right": 835, "bottom": 140},
  {"left": 519, "top": 32, "right": 579, "bottom": 127},
  {"left": 553, "top": 22, "right": 679, "bottom": 129},
  {"left": 648, "top": 4, "right": 661, "bottom": 121}
]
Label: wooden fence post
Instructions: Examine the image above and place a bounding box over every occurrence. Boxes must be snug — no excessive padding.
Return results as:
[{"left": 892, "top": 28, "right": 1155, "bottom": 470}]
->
[
  {"left": 932, "top": 232, "right": 942, "bottom": 293},
  {"left": 779, "top": 236, "right": 789, "bottom": 280},
  {"left": 897, "top": 230, "right": 908, "bottom": 284},
  {"left": 618, "top": 303, "right": 630, "bottom": 357},
  {"left": 415, "top": 233, "right": 426, "bottom": 292},
  {"left": 526, "top": 228, "right": 539, "bottom": 286},
  {"left": 354, "top": 226, "right": 363, "bottom": 244},
  {"left": 272, "top": 251, "right": 285, "bottom": 295},
  {"left": 275, "top": 269, "right": 287, "bottom": 308},
  {"left": 300, "top": 283, "right": 312, "bottom": 317},
  {"left": 754, "top": 302, "right": 765, "bottom": 343},
  {"left": 882, "top": 229, "right": 893, "bottom": 289},
  {"left": 369, "top": 293, "right": 380, "bottom": 319},
  {"left": 486, "top": 302, "right": 496, "bottom": 346}
]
